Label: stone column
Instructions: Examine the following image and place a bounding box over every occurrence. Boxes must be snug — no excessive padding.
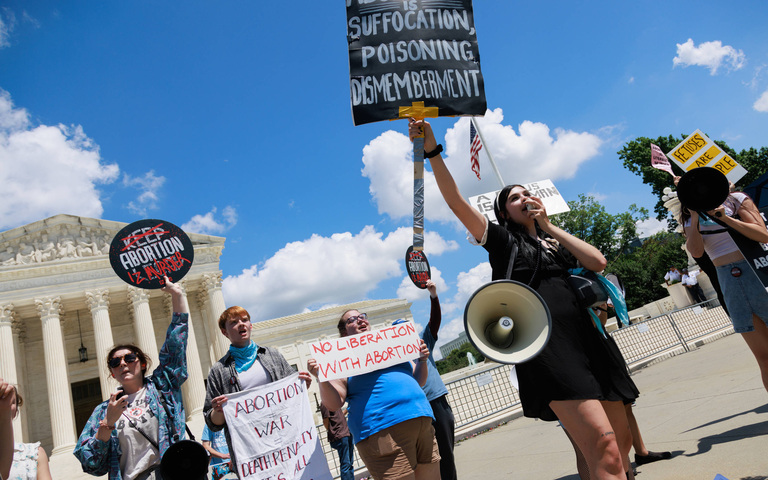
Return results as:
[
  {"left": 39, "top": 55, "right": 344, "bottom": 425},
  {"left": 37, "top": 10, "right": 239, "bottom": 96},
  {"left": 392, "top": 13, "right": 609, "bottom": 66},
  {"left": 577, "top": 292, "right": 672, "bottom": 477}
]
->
[
  {"left": 0, "top": 303, "right": 22, "bottom": 440},
  {"left": 202, "top": 272, "right": 230, "bottom": 358},
  {"left": 165, "top": 283, "right": 206, "bottom": 418},
  {"left": 85, "top": 289, "right": 115, "bottom": 399},
  {"left": 196, "top": 291, "right": 220, "bottom": 364},
  {"left": 35, "top": 296, "right": 76, "bottom": 454},
  {"left": 127, "top": 287, "right": 160, "bottom": 370}
]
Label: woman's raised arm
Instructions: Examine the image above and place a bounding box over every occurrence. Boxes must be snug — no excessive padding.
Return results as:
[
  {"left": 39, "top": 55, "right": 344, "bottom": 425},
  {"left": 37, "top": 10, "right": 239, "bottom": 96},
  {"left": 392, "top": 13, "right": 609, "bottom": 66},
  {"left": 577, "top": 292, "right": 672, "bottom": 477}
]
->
[{"left": 409, "top": 119, "right": 487, "bottom": 241}]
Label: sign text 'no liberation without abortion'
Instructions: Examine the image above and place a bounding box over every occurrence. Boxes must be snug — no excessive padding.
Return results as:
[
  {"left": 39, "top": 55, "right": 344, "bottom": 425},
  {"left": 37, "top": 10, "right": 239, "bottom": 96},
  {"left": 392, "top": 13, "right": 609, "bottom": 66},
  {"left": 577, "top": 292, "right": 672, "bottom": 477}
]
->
[{"left": 347, "top": 0, "right": 487, "bottom": 125}]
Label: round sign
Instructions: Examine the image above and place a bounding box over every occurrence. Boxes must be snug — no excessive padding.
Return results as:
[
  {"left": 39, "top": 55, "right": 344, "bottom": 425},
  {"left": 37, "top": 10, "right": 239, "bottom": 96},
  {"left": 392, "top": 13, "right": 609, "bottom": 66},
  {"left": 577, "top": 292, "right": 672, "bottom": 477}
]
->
[
  {"left": 405, "top": 245, "right": 431, "bottom": 289},
  {"left": 109, "top": 219, "right": 194, "bottom": 289}
]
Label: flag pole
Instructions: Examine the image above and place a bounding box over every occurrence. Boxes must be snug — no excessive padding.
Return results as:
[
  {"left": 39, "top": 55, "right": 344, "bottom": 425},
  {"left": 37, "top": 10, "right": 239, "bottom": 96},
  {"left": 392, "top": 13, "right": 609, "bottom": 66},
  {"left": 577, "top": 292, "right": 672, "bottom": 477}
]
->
[{"left": 471, "top": 117, "right": 505, "bottom": 189}]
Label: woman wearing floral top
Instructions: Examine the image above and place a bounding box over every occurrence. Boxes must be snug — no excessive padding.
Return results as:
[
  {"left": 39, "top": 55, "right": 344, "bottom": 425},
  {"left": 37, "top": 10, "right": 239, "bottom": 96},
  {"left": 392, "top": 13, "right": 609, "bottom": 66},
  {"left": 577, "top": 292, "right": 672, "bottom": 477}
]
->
[{"left": 74, "top": 276, "right": 189, "bottom": 480}]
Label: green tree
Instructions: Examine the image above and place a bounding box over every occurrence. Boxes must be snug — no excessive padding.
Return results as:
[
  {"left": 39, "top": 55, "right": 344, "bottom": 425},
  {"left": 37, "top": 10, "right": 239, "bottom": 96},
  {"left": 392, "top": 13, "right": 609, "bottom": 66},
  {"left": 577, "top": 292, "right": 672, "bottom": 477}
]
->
[
  {"left": 617, "top": 135, "right": 768, "bottom": 222},
  {"left": 550, "top": 194, "right": 648, "bottom": 265},
  {"left": 609, "top": 231, "right": 689, "bottom": 309},
  {"left": 436, "top": 342, "right": 485, "bottom": 374}
]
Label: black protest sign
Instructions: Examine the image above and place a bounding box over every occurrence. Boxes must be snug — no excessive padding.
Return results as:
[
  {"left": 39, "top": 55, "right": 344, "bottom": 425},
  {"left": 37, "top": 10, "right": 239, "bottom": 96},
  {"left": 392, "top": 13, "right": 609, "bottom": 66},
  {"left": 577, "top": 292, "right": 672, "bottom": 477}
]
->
[
  {"left": 109, "top": 219, "right": 194, "bottom": 289},
  {"left": 405, "top": 245, "right": 431, "bottom": 288},
  {"left": 347, "top": 0, "right": 487, "bottom": 126}
]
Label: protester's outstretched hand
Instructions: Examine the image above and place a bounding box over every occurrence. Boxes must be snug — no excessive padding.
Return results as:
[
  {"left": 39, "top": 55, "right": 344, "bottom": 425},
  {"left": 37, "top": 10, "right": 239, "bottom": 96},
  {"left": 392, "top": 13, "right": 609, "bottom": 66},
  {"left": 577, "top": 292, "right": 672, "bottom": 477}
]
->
[
  {"left": 408, "top": 118, "right": 438, "bottom": 152},
  {"left": 307, "top": 359, "right": 319, "bottom": 378},
  {"left": 210, "top": 394, "right": 229, "bottom": 414},
  {"left": 0, "top": 378, "right": 14, "bottom": 417},
  {"left": 418, "top": 339, "right": 430, "bottom": 361},
  {"left": 425, "top": 280, "right": 437, "bottom": 299},
  {"left": 298, "top": 370, "right": 312, "bottom": 389}
]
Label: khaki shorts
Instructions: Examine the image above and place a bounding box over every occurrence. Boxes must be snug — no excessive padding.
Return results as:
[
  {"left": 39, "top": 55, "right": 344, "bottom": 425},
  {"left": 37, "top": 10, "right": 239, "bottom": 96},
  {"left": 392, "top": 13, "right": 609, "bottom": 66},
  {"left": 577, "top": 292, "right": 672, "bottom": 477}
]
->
[{"left": 356, "top": 416, "right": 440, "bottom": 480}]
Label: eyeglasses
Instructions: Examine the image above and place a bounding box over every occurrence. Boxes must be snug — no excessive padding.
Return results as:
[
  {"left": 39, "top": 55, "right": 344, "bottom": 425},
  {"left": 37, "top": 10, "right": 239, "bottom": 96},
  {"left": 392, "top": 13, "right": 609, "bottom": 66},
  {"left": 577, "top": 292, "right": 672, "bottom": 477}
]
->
[
  {"left": 108, "top": 353, "right": 139, "bottom": 369},
  {"left": 345, "top": 313, "right": 368, "bottom": 324}
]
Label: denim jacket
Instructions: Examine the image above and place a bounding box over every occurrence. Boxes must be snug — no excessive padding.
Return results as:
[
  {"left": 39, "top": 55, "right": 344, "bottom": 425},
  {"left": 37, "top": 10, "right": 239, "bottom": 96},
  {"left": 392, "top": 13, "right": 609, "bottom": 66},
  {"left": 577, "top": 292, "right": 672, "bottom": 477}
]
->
[{"left": 73, "top": 312, "right": 189, "bottom": 479}]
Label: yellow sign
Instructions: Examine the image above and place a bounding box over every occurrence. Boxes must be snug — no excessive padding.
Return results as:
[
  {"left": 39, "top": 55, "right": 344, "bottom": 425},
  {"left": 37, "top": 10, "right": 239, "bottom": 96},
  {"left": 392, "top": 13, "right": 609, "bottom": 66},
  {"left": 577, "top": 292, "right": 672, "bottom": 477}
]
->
[
  {"left": 669, "top": 131, "right": 707, "bottom": 165},
  {"left": 667, "top": 129, "right": 747, "bottom": 183}
]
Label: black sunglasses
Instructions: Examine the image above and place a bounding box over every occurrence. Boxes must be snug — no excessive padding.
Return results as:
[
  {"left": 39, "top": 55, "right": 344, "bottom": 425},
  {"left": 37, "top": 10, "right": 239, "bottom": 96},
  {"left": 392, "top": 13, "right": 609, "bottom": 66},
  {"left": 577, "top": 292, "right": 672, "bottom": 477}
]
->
[{"left": 108, "top": 353, "right": 139, "bottom": 369}]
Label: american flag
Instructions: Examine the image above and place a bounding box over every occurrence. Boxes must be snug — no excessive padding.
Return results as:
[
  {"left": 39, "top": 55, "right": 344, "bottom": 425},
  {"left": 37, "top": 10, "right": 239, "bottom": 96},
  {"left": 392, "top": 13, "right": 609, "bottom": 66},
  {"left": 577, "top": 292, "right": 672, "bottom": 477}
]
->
[{"left": 469, "top": 119, "right": 483, "bottom": 180}]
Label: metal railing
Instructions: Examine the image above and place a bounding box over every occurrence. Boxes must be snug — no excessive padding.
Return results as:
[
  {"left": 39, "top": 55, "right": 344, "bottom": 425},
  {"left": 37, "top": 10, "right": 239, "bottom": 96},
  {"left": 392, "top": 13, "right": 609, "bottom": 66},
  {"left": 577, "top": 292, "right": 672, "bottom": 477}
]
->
[
  {"left": 315, "top": 299, "right": 734, "bottom": 478},
  {"left": 442, "top": 299, "right": 733, "bottom": 430}
]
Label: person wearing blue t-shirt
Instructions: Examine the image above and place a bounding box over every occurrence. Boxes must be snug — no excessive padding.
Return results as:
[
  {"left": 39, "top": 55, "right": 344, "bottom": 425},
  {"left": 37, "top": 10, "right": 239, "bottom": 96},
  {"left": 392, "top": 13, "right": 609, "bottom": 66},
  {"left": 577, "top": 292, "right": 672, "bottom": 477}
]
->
[
  {"left": 202, "top": 424, "right": 231, "bottom": 480},
  {"left": 308, "top": 309, "right": 440, "bottom": 480}
]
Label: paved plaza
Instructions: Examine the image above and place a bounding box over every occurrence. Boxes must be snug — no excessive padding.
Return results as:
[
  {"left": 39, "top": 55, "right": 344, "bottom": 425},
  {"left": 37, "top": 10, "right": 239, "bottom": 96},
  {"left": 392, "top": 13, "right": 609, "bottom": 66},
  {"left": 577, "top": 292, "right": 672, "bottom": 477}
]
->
[{"left": 453, "top": 332, "right": 768, "bottom": 480}]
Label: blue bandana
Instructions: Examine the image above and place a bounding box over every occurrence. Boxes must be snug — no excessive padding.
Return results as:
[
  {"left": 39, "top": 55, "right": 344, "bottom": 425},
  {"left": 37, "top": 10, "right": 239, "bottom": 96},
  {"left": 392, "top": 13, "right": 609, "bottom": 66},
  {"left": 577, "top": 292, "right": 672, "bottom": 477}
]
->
[{"left": 229, "top": 341, "right": 259, "bottom": 373}]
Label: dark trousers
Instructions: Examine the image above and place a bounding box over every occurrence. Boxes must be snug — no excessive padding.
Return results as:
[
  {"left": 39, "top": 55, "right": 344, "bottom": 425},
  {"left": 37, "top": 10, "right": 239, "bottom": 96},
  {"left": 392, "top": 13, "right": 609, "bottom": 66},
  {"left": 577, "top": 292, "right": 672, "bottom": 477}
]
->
[
  {"left": 331, "top": 435, "right": 355, "bottom": 480},
  {"left": 430, "top": 395, "right": 457, "bottom": 480},
  {"left": 687, "top": 283, "right": 706, "bottom": 304}
]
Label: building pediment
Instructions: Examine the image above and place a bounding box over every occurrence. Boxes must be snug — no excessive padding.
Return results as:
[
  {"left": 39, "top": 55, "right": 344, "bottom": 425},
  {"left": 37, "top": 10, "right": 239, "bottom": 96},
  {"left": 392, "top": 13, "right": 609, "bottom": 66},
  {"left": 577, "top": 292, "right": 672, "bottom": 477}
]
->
[{"left": 0, "top": 214, "right": 224, "bottom": 269}]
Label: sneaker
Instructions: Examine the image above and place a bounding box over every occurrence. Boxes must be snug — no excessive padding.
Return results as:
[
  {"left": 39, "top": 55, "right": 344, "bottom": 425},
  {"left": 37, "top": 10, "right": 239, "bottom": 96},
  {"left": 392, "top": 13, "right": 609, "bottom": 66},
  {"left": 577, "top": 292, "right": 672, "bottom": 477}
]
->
[{"left": 634, "top": 451, "right": 672, "bottom": 465}]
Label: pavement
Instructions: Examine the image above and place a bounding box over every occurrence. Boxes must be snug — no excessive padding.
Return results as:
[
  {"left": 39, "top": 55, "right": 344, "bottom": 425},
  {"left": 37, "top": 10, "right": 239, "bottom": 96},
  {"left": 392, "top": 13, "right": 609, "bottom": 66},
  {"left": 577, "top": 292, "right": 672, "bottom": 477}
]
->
[{"left": 452, "top": 332, "right": 768, "bottom": 480}]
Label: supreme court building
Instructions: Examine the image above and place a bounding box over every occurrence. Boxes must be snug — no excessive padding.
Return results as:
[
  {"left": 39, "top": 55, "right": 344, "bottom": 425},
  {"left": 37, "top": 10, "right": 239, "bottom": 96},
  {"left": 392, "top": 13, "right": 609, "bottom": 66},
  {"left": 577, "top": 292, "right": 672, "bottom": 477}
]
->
[{"left": 0, "top": 214, "right": 413, "bottom": 477}]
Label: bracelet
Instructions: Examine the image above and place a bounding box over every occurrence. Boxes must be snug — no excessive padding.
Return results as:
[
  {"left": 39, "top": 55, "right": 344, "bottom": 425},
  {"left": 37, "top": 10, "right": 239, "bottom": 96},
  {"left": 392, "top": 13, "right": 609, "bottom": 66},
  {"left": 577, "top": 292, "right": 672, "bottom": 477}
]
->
[
  {"left": 99, "top": 419, "right": 116, "bottom": 430},
  {"left": 418, "top": 358, "right": 428, "bottom": 363},
  {"left": 424, "top": 144, "right": 443, "bottom": 158}
]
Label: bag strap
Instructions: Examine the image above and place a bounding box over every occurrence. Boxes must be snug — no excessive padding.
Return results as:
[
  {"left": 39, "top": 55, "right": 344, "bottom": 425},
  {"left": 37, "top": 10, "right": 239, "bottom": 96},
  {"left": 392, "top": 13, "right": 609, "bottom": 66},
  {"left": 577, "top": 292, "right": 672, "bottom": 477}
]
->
[
  {"left": 504, "top": 234, "right": 540, "bottom": 285},
  {"left": 154, "top": 388, "right": 193, "bottom": 444},
  {"left": 121, "top": 411, "right": 160, "bottom": 451},
  {"left": 505, "top": 239, "right": 518, "bottom": 280}
]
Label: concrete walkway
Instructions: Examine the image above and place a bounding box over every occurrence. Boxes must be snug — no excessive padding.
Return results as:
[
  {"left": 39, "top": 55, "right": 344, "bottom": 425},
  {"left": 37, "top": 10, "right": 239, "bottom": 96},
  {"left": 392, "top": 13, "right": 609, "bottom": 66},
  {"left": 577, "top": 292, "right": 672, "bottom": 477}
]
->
[{"left": 453, "top": 333, "right": 768, "bottom": 480}]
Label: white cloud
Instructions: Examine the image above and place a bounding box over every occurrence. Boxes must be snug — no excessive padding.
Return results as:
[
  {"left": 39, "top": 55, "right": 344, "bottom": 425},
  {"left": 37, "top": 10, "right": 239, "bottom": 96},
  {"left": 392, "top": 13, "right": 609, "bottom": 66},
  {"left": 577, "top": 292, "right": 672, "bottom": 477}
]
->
[
  {"left": 0, "top": 90, "right": 119, "bottom": 230},
  {"left": 222, "top": 226, "right": 458, "bottom": 322},
  {"left": 636, "top": 217, "right": 668, "bottom": 237},
  {"left": 361, "top": 130, "right": 460, "bottom": 225},
  {"left": 395, "top": 266, "right": 448, "bottom": 303},
  {"left": 754, "top": 89, "right": 768, "bottom": 113},
  {"left": 0, "top": 10, "right": 14, "bottom": 49},
  {"left": 182, "top": 206, "right": 238, "bottom": 235},
  {"left": 362, "top": 109, "right": 604, "bottom": 227},
  {"left": 673, "top": 39, "right": 746, "bottom": 75},
  {"left": 123, "top": 170, "right": 166, "bottom": 215}
]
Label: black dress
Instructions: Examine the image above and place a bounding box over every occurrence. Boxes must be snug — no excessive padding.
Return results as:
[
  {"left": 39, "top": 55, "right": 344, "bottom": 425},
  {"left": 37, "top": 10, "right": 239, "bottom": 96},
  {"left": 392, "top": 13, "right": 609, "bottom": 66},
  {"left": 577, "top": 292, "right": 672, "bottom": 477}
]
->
[{"left": 482, "top": 222, "right": 639, "bottom": 421}]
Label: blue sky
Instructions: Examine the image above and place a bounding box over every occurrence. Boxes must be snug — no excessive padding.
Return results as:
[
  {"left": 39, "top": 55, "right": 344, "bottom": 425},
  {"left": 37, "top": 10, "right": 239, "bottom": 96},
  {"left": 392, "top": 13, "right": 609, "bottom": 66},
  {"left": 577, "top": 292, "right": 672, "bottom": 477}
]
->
[{"left": 2, "top": 1, "right": 767, "bottom": 356}]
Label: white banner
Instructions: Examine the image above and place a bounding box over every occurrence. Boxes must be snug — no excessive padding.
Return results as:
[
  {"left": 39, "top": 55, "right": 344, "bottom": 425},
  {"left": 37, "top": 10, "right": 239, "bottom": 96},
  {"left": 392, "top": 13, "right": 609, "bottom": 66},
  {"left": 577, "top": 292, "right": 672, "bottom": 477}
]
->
[
  {"left": 308, "top": 321, "right": 422, "bottom": 382},
  {"left": 468, "top": 179, "right": 570, "bottom": 225},
  {"left": 223, "top": 374, "right": 332, "bottom": 480}
]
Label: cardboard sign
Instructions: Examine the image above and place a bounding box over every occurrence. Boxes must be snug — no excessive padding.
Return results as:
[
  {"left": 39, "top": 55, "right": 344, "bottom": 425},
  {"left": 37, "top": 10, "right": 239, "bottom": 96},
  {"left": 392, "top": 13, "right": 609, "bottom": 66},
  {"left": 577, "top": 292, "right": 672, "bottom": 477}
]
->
[
  {"left": 109, "top": 219, "right": 194, "bottom": 289},
  {"left": 468, "top": 179, "right": 570, "bottom": 225},
  {"left": 309, "top": 321, "right": 421, "bottom": 381},
  {"left": 650, "top": 143, "right": 674, "bottom": 175},
  {"left": 666, "top": 129, "right": 747, "bottom": 183},
  {"left": 347, "top": 0, "right": 486, "bottom": 125},
  {"left": 405, "top": 245, "right": 431, "bottom": 288},
  {"left": 223, "top": 374, "right": 332, "bottom": 480}
]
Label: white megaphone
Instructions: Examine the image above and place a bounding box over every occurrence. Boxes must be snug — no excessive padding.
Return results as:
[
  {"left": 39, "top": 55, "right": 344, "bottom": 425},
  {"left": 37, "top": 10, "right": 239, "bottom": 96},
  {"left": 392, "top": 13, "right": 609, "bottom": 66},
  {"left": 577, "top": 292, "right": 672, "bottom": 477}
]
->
[{"left": 464, "top": 280, "right": 552, "bottom": 364}]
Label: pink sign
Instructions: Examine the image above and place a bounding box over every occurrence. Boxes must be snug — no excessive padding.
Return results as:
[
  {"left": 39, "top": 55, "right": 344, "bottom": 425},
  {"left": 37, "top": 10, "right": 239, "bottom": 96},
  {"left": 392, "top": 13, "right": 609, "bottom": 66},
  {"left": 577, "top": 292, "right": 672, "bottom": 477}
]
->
[{"left": 651, "top": 143, "right": 675, "bottom": 175}]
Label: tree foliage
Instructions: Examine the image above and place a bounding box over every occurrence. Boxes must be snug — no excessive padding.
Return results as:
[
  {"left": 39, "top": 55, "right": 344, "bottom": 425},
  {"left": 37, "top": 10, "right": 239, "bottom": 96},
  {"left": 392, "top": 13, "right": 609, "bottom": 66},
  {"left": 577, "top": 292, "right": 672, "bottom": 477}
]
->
[
  {"left": 436, "top": 342, "right": 485, "bottom": 374},
  {"left": 609, "top": 231, "right": 689, "bottom": 310},
  {"left": 617, "top": 135, "right": 768, "bottom": 221},
  {"left": 550, "top": 194, "right": 648, "bottom": 265}
]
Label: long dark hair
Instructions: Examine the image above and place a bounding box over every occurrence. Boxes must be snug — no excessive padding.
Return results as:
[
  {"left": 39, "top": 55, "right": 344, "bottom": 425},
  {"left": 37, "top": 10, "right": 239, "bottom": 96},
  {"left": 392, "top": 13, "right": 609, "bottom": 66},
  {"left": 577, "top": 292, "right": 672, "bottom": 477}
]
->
[{"left": 494, "top": 184, "right": 555, "bottom": 267}]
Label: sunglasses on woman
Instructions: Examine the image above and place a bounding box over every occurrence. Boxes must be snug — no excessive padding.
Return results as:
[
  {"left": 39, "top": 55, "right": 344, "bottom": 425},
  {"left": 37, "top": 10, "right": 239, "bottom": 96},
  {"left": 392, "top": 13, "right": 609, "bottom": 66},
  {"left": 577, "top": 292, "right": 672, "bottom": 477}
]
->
[{"left": 108, "top": 353, "right": 139, "bottom": 369}]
